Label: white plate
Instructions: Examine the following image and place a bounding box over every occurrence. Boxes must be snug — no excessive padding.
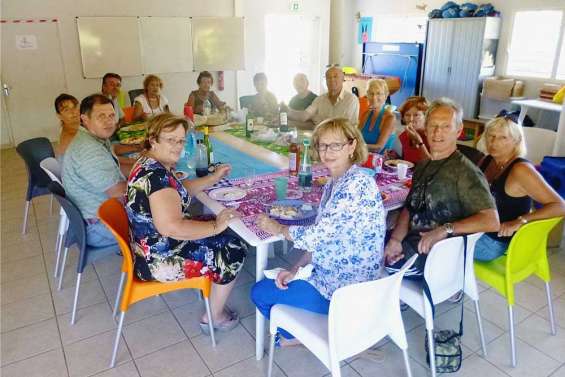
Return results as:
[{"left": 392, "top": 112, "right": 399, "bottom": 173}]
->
[
  {"left": 209, "top": 187, "right": 247, "bottom": 201},
  {"left": 174, "top": 171, "right": 188, "bottom": 181},
  {"left": 384, "top": 159, "right": 415, "bottom": 170}
]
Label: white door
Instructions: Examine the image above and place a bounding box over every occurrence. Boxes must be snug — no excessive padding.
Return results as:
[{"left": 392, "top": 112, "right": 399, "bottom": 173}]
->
[
  {"left": 1, "top": 21, "right": 67, "bottom": 146},
  {"left": 265, "top": 15, "right": 321, "bottom": 103}
]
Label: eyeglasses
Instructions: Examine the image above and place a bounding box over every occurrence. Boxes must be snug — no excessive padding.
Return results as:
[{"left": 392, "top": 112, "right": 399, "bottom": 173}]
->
[
  {"left": 315, "top": 140, "right": 352, "bottom": 152},
  {"left": 93, "top": 113, "right": 116, "bottom": 122},
  {"left": 160, "top": 137, "right": 186, "bottom": 146}
]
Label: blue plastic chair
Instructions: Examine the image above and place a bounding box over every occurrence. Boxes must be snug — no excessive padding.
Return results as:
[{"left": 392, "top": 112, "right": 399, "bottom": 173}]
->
[
  {"left": 47, "top": 182, "right": 119, "bottom": 325},
  {"left": 16, "top": 137, "right": 55, "bottom": 234}
]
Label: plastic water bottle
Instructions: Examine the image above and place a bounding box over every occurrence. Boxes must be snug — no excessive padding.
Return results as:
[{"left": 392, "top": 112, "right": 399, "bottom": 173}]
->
[
  {"left": 203, "top": 99, "right": 212, "bottom": 116},
  {"left": 298, "top": 139, "right": 312, "bottom": 192},
  {"left": 195, "top": 140, "right": 209, "bottom": 177}
]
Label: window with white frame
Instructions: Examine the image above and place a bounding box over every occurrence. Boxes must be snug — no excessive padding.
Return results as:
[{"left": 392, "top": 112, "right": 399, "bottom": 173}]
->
[{"left": 506, "top": 10, "right": 565, "bottom": 79}]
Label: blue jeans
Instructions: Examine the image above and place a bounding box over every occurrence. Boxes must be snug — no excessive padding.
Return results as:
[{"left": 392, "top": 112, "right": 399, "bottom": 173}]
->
[
  {"left": 251, "top": 279, "right": 330, "bottom": 340},
  {"left": 86, "top": 221, "right": 118, "bottom": 248},
  {"left": 474, "top": 234, "right": 509, "bottom": 261}
]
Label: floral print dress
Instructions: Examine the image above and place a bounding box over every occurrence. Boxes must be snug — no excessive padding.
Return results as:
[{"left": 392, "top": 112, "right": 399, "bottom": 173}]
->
[
  {"left": 288, "top": 164, "right": 386, "bottom": 299},
  {"left": 126, "top": 156, "right": 247, "bottom": 284}
]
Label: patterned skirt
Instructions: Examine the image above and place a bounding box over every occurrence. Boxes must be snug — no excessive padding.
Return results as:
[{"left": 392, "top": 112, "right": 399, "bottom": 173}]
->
[{"left": 133, "top": 232, "right": 247, "bottom": 285}]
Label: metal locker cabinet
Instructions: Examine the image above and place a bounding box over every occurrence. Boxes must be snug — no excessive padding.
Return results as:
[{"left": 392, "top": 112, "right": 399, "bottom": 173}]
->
[{"left": 422, "top": 17, "right": 501, "bottom": 118}]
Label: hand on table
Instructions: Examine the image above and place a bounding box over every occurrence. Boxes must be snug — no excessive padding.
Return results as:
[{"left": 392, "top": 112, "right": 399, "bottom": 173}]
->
[
  {"left": 418, "top": 227, "right": 448, "bottom": 254},
  {"left": 256, "top": 213, "right": 283, "bottom": 235},
  {"left": 215, "top": 208, "right": 240, "bottom": 232},
  {"left": 275, "top": 269, "right": 296, "bottom": 290},
  {"left": 212, "top": 164, "right": 231, "bottom": 180}
]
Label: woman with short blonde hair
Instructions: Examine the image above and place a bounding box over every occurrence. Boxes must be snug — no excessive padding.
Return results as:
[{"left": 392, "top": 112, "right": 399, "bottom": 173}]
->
[
  {"left": 133, "top": 74, "right": 170, "bottom": 121},
  {"left": 473, "top": 115, "right": 565, "bottom": 261},
  {"left": 251, "top": 117, "right": 385, "bottom": 346},
  {"left": 359, "top": 79, "right": 396, "bottom": 153}
]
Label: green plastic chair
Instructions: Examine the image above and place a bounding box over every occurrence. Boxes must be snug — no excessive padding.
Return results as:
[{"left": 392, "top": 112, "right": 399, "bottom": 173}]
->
[{"left": 474, "top": 217, "right": 562, "bottom": 367}]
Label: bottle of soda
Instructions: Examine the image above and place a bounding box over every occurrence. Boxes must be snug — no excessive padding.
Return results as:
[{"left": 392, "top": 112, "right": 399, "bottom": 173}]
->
[
  {"left": 203, "top": 99, "right": 212, "bottom": 116},
  {"left": 195, "top": 140, "right": 209, "bottom": 177},
  {"left": 298, "top": 139, "right": 312, "bottom": 192},
  {"left": 288, "top": 138, "right": 300, "bottom": 176},
  {"left": 203, "top": 127, "right": 214, "bottom": 164}
]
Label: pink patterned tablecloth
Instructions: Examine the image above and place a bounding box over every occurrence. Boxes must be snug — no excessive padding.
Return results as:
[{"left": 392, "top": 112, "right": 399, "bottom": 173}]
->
[{"left": 205, "top": 165, "right": 411, "bottom": 240}]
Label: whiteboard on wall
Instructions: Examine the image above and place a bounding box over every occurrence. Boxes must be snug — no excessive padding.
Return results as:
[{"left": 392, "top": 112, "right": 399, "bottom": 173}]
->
[
  {"left": 192, "top": 17, "right": 245, "bottom": 71},
  {"left": 76, "top": 17, "right": 143, "bottom": 78},
  {"left": 139, "top": 17, "right": 193, "bottom": 74}
]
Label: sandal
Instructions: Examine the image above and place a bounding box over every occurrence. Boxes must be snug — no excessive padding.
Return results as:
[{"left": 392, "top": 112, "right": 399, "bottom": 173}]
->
[{"left": 199, "top": 310, "right": 239, "bottom": 335}]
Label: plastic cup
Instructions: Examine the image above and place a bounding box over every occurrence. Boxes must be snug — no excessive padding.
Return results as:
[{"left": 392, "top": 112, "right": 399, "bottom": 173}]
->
[
  {"left": 274, "top": 176, "right": 289, "bottom": 200},
  {"left": 184, "top": 105, "right": 194, "bottom": 121},
  {"left": 397, "top": 163, "right": 408, "bottom": 180}
]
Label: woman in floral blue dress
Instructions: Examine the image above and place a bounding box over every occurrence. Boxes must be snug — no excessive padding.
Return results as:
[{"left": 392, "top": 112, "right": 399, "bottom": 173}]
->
[
  {"left": 251, "top": 117, "right": 386, "bottom": 346},
  {"left": 126, "top": 113, "right": 247, "bottom": 334}
]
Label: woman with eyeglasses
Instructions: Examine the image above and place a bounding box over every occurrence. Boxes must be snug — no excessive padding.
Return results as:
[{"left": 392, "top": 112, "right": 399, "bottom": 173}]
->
[
  {"left": 473, "top": 116, "right": 565, "bottom": 261},
  {"left": 251, "top": 118, "right": 386, "bottom": 346},
  {"left": 398, "top": 96, "right": 431, "bottom": 163},
  {"left": 126, "top": 113, "right": 247, "bottom": 334},
  {"left": 359, "top": 79, "right": 396, "bottom": 153}
]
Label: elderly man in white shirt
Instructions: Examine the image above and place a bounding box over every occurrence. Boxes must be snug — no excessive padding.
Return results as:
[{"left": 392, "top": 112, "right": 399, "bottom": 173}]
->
[{"left": 285, "top": 67, "right": 359, "bottom": 126}]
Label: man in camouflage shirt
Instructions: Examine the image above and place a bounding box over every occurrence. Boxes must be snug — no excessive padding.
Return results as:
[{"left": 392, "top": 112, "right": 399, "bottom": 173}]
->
[{"left": 385, "top": 97, "right": 499, "bottom": 277}]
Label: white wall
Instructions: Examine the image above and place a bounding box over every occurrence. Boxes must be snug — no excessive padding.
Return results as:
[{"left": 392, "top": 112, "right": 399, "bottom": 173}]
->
[
  {"left": 347, "top": 0, "right": 565, "bottom": 99},
  {"left": 2, "top": 0, "right": 330, "bottom": 118}
]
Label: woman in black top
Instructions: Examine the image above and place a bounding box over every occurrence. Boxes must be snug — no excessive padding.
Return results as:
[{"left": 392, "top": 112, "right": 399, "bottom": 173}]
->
[{"left": 474, "top": 116, "right": 565, "bottom": 261}]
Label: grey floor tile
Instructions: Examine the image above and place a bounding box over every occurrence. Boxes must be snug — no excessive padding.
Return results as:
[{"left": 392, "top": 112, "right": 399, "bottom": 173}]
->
[
  {"left": 0, "top": 348, "right": 68, "bottom": 377},
  {"left": 135, "top": 340, "right": 210, "bottom": 377},
  {"left": 1, "top": 318, "right": 61, "bottom": 366},
  {"left": 1, "top": 293, "right": 54, "bottom": 333}
]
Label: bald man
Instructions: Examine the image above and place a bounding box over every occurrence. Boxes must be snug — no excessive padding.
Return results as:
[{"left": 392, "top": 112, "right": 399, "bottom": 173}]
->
[{"left": 286, "top": 67, "right": 359, "bottom": 126}]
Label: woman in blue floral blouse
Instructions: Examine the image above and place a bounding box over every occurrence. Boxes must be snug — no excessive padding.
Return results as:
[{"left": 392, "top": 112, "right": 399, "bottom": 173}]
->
[
  {"left": 126, "top": 113, "right": 246, "bottom": 334},
  {"left": 251, "top": 117, "right": 386, "bottom": 346}
]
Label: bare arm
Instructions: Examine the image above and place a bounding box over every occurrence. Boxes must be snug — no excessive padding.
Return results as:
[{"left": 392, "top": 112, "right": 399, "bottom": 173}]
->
[
  {"left": 104, "top": 181, "right": 127, "bottom": 198},
  {"left": 210, "top": 91, "right": 226, "bottom": 110},
  {"left": 149, "top": 187, "right": 237, "bottom": 240},
  {"left": 389, "top": 208, "right": 411, "bottom": 242},
  {"left": 183, "top": 164, "right": 231, "bottom": 196},
  {"left": 496, "top": 163, "right": 565, "bottom": 237}
]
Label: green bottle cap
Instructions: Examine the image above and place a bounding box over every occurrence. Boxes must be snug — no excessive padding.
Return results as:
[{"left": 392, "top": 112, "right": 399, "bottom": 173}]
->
[{"left": 303, "top": 138, "right": 310, "bottom": 146}]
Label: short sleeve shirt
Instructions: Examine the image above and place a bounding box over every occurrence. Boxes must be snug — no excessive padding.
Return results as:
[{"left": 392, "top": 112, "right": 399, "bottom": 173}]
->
[
  {"left": 134, "top": 94, "right": 169, "bottom": 117},
  {"left": 406, "top": 150, "right": 495, "bottom": 233},
  {"left": 62, "top": 128, "right": 125, "bottom": 219},
  {"left": 305, "top": 89, "right": 360, "bottom": 126}
]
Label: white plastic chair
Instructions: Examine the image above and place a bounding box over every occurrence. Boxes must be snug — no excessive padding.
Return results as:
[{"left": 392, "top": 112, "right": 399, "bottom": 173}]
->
[
  {"left": 40, "top": 157, "right": 69, "bottom": 281},
  {"left": 521, "top": 127, "right": 556, "bottom": 165},
  {"left": 267, "top": 255, "right": 418, "bottom": 377},
  {"left": 399, "top": 233, "right": 486, "bottom": 377}
]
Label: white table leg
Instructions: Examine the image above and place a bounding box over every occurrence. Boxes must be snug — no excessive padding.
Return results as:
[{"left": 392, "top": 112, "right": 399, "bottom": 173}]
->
[
  {"left": 518, "top": 105, "right": 528, "bottom": 125},
  {"left": 255, "top": 243, "right": 269, "bottom": 360}
]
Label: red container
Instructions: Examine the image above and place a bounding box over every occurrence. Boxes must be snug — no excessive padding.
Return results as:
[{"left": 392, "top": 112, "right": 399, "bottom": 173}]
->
[{"left": 184, "top": 104, "right": 194, "bottom": 121}]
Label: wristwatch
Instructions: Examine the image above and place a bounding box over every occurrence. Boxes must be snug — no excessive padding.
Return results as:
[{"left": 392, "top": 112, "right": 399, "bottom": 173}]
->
[{"left": 443, "top": 222, "right": 454, "bottom": 236}]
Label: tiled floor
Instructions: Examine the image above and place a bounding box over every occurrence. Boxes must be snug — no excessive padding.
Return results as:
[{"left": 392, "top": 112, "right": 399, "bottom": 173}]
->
[{"left": 2, "top": 146, "right": 565, "bottom": 377}]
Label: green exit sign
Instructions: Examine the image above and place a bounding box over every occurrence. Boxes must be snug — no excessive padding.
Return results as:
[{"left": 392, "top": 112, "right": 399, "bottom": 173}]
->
[{"left": 290, "top": 1, "right": 300, "bottom": 12}]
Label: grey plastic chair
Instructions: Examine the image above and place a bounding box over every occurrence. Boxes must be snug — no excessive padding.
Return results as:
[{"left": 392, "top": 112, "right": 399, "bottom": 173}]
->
[
  {"left": 16, "top": 138, "right": 55, "bottom": 234},
  {"left": 128, "top": 89, "right": 144, "bottom": 105}
]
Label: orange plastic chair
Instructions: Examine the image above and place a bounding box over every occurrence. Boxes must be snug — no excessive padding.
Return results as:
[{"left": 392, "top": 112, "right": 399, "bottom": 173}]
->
[
  {"left": 122, "top": 106, "right": 135, "bottom": 123},
  {"left": 98, "top": 198, "right": 216, "bottom": 368}
]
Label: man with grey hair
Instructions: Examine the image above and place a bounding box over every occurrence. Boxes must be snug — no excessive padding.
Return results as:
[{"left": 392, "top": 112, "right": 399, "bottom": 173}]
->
[{"left": 385, "top": 97, "right": 499, "bottom": 278}]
